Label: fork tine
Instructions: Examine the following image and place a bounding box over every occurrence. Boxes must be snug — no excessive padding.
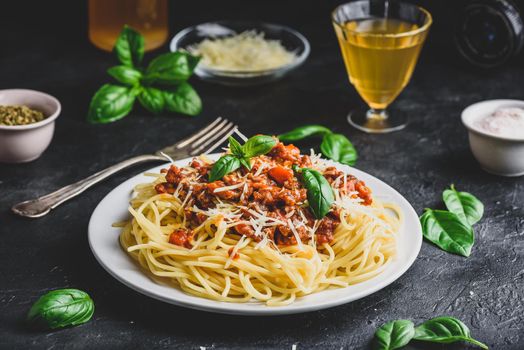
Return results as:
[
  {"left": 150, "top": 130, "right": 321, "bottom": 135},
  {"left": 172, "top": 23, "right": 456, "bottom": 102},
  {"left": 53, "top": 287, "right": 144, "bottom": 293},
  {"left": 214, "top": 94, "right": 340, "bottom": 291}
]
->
[
  {"left": 175, "top": 117, "right": 223, "bottom": 148},
  {"left": 191, "top": 122, "right": 237, "bottom": 155},
  {"left": 190, "top": 118, "right": 230, "bottom": 148},
  {"left": 202, "top": 125, "right": 238, "bottom": 155}
]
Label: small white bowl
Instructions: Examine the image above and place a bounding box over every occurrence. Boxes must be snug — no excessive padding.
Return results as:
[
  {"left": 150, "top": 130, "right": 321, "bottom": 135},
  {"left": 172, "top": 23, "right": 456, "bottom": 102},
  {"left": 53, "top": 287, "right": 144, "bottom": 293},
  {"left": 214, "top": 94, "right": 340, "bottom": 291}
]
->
[
  {"left": 0, "top": 89, "right": 61, "bottom": 163},
  {"left": 462, "top": 99, "right": 524, "bottom": 177}
]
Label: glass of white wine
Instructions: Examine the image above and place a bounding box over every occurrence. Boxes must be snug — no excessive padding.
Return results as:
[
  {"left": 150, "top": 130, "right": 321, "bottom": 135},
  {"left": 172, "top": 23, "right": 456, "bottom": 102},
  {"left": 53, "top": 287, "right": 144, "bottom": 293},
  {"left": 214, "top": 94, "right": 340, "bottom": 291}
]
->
[{"left": 332, "top": 1, "right": 432, "bottom": 133}]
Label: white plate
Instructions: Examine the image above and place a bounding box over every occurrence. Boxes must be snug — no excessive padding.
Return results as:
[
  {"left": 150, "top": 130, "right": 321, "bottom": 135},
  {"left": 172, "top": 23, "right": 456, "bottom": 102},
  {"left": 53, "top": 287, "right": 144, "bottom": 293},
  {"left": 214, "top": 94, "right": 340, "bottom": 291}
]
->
[{"left": 88, "top": 154, "right": 422, "bottom": 315}]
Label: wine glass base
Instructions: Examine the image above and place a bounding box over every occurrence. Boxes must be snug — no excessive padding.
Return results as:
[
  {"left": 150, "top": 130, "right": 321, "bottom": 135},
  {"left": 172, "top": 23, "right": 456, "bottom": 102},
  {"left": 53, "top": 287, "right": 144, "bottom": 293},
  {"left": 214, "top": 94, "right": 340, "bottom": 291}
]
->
[{"left": 347, "top": 110, "right": 408, "bottom": 134}]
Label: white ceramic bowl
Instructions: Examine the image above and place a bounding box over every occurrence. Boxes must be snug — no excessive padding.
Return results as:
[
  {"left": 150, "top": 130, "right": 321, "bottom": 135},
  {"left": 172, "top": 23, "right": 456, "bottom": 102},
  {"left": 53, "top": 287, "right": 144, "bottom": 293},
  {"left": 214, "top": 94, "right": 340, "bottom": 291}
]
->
[
  {"left": 0, "top": 89, "right": 61, "bottom": 163},
  {"left": 462, "top": 99, "right": 524, "bottom": 177}
]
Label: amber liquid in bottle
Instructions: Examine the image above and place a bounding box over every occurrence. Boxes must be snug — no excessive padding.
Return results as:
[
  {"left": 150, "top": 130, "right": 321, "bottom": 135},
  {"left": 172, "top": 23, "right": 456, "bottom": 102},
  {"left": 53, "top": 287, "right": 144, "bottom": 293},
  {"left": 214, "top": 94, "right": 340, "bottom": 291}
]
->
[{"left": 89, "top": 0, "right": 168, "bottom": 52}]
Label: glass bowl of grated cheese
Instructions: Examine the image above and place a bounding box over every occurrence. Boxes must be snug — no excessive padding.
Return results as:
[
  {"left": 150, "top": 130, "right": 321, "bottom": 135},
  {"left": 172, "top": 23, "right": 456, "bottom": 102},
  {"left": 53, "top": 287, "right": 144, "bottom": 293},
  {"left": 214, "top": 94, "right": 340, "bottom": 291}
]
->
[{"left": 170, "top": 21, "right": 310, "bottom": 86}]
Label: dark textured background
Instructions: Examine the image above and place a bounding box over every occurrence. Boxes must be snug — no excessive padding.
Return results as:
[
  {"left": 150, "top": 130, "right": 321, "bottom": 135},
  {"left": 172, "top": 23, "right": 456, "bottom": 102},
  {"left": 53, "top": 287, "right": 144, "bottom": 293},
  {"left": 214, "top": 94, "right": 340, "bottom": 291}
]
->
[{"left": 0, "top": 1, "right": 523, "bottom": 349}]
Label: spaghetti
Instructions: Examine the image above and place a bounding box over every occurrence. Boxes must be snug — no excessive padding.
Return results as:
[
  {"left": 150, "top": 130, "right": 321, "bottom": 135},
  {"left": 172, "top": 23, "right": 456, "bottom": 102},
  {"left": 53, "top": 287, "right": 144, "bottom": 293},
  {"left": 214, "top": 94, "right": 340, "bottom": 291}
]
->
[{"left": 118, "top": 140, "right": 401, "bottom": 306}]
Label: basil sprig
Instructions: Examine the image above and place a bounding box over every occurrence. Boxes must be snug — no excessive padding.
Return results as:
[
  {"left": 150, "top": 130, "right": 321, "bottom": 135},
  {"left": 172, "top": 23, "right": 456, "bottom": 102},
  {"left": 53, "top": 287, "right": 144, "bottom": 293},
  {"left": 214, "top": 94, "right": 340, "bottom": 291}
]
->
[
  {"left": 374, "top": 317, "right": 488, "bottom": 349},
  {"left": 278, "top": 125, "right": 357, "bottom": 166},
  {"left": 208, "top": 135, "right": 276, "bottom": 182},
  {"left": 414, "top": 317, "right": 488, "bottom": 349},
  {"left": 421, "top": 185, "right": 484, "bottom": 257},
  {"left": 374, "top": 320, "right": 415, "bottom": 350},
  {"left": 88, "top": 25, "right": 202, "bottom": 124},
  {"left": 294, "top": 166, "right": 335, "bottom": 219},
  {"left": 27, "top": 289, "right": 94, "bottom": 329}
]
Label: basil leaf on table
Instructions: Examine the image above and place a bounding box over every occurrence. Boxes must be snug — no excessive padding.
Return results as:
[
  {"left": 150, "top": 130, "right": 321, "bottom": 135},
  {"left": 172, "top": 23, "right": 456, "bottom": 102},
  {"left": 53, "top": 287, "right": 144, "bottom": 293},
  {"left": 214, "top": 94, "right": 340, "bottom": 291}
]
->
[
  {"left": 27, "top": 289, "right": 94, "bottom": 329},
  {"left": 113, "top": 25, "right": 144, "bottom": 68},
  {"left": 228, "top": 136, "right": 244, "bottom": 158},
  {"left": 107, "top": 65, "right": 143, "bottom": 86},
  {"left": 320, "top": 133, "right": 358, "bottom": 166},
  {"left": 242, "top": 135, "right": 277, "bottom": 158},
  {"left": 374, "top": 320, "right": 415, "bottom": 350},
  {"left": 443, "top": 185, "right": 484, "bottom": 226},
  {"left": 414, "top": 316, "right": 488, "bottom": 349},
  {"left": 209, "top": 155, "right": 241, "bottom": 182},
  {"left": 138, "top": 87, "right": 165, "bottom": 114},
  {"left": 87, "top": 84, "right": 137, "bottom": 124},
  {"left": 420, "top": 209, "right": 474, "bottom": 257},
  {"left": 163, "top": 83, "right": 202, "bottom": 116},
  {"left": 278, "top": 125, "right": 332, "bottom": 142},
  {"left": 145, "top": 52, "right": 200, "bottom": 84},
  {"left": 299, "top": 168, "right": 335, "bottom": 219}
]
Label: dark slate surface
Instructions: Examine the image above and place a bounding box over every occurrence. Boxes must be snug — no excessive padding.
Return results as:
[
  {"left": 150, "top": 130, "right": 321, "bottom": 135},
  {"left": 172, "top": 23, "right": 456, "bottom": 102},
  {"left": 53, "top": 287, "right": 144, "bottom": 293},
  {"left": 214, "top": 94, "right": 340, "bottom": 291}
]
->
[{"left": 0, "top": 1, "right": 523, "bottom": 349}]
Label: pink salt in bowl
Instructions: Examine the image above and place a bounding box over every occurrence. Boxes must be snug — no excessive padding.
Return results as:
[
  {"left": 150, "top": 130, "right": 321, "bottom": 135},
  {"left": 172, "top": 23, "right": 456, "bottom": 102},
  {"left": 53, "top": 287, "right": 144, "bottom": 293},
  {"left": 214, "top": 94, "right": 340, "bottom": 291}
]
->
[{"left": 462, "top": 99, "right": 524, "bottom": 177}]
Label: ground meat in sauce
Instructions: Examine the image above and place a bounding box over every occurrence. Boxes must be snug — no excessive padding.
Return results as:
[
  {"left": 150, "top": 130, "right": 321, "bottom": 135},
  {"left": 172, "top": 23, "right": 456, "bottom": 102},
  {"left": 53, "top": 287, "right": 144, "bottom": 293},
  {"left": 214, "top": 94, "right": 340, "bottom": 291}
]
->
[
  {"left": 156, "top": 141, "right": 373, "bottom": 248},
  {"left": 169, "top": 228, "right": 193, "bottom": 248}
]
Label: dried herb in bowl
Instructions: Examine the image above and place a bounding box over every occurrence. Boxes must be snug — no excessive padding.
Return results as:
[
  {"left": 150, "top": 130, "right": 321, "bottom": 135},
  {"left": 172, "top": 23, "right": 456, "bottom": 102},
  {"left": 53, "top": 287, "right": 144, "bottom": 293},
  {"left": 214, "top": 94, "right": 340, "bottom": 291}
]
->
[{"left": 0, "top": 105, "right": 46, "bottom": 126}]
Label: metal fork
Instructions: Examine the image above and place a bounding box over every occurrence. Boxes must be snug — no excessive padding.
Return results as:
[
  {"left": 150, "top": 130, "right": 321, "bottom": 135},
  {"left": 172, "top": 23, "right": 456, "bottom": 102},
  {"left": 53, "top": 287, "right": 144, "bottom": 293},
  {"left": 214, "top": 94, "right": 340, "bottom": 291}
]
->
[{"left": 12, "top": 117, "right": 238, "bottom": 218}]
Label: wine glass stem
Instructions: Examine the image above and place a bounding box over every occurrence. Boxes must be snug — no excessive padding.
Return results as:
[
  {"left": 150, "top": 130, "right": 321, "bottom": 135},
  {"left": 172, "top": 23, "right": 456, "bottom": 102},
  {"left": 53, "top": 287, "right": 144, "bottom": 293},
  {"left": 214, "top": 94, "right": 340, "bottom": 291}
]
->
[{"left": 366, "top": 108, "right": 389, "bottom": 121}]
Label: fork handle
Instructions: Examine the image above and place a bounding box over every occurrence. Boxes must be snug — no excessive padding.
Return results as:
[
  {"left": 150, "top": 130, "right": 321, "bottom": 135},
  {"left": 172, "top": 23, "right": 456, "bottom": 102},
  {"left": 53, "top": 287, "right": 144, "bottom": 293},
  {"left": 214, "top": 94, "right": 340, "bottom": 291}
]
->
[{"left": 12, "top": 154, "right": 166, "bottom": 218}]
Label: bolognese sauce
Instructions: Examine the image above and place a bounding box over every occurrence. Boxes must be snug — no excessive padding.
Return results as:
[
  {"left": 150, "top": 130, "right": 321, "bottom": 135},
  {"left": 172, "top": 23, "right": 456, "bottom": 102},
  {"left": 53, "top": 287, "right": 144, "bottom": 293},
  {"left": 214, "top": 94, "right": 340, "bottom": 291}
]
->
[{"left": 155, "top": 140, "right": 372, "bottom": 248}]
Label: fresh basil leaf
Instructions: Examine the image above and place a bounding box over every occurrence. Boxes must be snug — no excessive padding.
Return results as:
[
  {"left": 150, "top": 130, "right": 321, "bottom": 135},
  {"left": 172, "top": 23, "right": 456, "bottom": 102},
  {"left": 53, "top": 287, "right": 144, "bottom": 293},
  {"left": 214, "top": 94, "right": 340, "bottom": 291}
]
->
[
  {"left": 374, "top": 320, "right": 415, "bottom": 350},
  {"left": 209, "top": 155, "right": 241, "bottom": 182},
  {"left": 163, "top": 83, "right": 202, "bottom": 116},
  {"left": 239, "top": 157, "right": 252, "bottom": 170},
  {"left": 87, "top": 84, "right": 136, "bottom": 124},
  {"left": 242, "top": 135, "right": 277, "bottom": 158},
  {"left": 144, "top": 52, "right": 200, "bottom": 84},
  {"left": 320, "top": 133, "right": 358, "bottom": 166},
  {"left": 414, "top": 316, "right": 488, "bottom": 349},
  {"left": 107, "top": 65, "right": 142, "bottom": 86},
  {"left": 278, "top": 125, "right": 332, "bottom": 142},
  {"left": 443, "top": 185, "right": 484, "bottom": 226},
  {"left": 138, "top": 87, "right": 164, "bottom": 114},
  {"left": 229, "top": 136, "right": 244, "bottom": 157},
  {"left": 113, "top": 25, "right": 144, "bottom": 67},
  {"left": 27, "top": 289, "right": 94, "bottom": 329},
  {"left": 420, "top": 209, "right": 474, "bottom": 257},
  {"left": 300, "top": 168, "right": 335, "bottom": 219}
]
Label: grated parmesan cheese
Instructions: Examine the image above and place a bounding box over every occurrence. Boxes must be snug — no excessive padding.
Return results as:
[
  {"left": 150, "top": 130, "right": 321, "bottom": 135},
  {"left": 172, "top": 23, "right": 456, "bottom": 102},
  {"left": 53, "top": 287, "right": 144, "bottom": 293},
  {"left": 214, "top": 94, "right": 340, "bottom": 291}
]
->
[
  {"left": 188, "top": 31, "right": 297, "bottom": 72},
  {"left": 213, "top": 182, "right": 245, "bottom": 193}
]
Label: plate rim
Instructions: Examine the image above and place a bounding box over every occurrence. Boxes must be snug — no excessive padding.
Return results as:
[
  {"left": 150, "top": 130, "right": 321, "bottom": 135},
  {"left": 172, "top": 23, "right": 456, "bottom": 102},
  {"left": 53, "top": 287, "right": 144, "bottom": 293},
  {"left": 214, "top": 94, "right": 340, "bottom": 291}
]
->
[{"left": 88, "top": 154, "right": 422, "bottom": 315}]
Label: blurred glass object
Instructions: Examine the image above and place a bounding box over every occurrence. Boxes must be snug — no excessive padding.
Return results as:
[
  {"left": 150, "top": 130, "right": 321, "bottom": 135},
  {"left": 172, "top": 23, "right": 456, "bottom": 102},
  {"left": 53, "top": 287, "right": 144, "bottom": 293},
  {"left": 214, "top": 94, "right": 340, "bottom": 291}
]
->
[{"left": 89, "top": 0, "right": 168, "bottom": 52}]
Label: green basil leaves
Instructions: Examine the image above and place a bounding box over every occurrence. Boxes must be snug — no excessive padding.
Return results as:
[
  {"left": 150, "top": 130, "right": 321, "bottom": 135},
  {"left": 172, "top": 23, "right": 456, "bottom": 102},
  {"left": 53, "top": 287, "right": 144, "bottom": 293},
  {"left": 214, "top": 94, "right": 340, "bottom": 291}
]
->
[
  {"left": 294, "top": 166, "right": 335, "bottom": 219},
  {"left": 374, "top": 317, "right": 488, "bottom": 349},
  {"left": 88, "top": 25, "right": 202, "bottom": 124},
  {"left": 420, "top": 186, "right": 484, "bottom": 257},
  {"left": 113, "top": 25, "right": 144, "bottom": 68},
  {"left": 278, "top": 125, "right": 358, "bottom": 166},
  {"left": 208, "top": 135, "right": 277, "bottom": 182},
  {"left": 163, "top": 83, "right": 202, "bottom": 116},
  {"left": 144, "top": 52, "right": 200, "bottom": 84},
  {"left": 27, "top": 289, "right": 94, "bottom": 329},
  {"left": 278, "top": 125, "right": 332, "bottom": 142},
  {"left": 208, "top": 155, "right": 241, "bottom": 182},
  {"left": 374, "top": 320, "right": 415, "bottom": 350},
  {"left": 242, "top": 135, "right": 277, "bottom": 158},
  {"left": 420, "top": 209, "right": 474, "bottom": 256},
  {"left": 107, "top": 65, "right": 143, "bottom": 86},
  {"left": 87, "top": 84, "right": 137, "bottom": 124},
  {"left": 414, "top": 317, "right": 488, "bottom": 349},
  {"left": 443, "top": 184, "right": 484, "bottom": 226},
  {"left": 320, "top": 133, "right": 358, "bottom": 166}
]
